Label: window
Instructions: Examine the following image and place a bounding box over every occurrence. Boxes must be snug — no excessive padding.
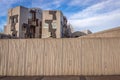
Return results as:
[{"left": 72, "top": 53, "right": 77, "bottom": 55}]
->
[
  {"left": 29, "top": 13, "right": 32, "bottom": 19},
  {"left": 32, "top": 12, "right": 36, "bottom": 21},
  {"left": 36, "top": 19, "right": 38, "bottom": 26},
  {"left": 14, "top": 17, "right": 18, "bottom": 23},
  {"left": 52, "top": 22, "right": 57, "bottom": 29},
  {"left": 9, "top": 15, "right": 18, "bottom": 24},
  {"left": 44, "top": 23, "right": 48, "bottom": 28},
  {"left": 11, "top": 17, "right": 14, "bottom": 23}
]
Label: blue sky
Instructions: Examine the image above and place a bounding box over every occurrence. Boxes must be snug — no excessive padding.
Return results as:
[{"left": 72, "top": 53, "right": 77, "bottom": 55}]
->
[{"left": 0, "top": 0, "right": 120, "bottom": 33}]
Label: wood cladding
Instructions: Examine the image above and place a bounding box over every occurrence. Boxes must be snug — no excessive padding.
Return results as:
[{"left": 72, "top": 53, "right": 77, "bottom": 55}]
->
[{"left": 0, "top": 38, "right": 120, "bottom": 76}]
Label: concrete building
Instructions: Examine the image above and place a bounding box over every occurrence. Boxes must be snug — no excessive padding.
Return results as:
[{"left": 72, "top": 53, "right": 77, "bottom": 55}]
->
[
  {"left": 4, "top": 6, "right": 71, "bottom": 39},
  {"left": 42, "top": 10, "right": 70, "bottom": 38},
  {"left": 71, "top": 31, "right": 87, "bottom": 38},
  {"left": 4, "top": 6, "right": 42, "bottom": 38},
  {"left": 0, "top": 32, "right": 11, "bottom": 39},
  {"left": 5, "top": 6, "right": 28, "bottom": 38},
  {"left": 27, "top": 8, "right": 42, "bottom": 38},
  {"left": 81, "top": 30, "right": 92, "bottom": 34},
  {"left": 71, "top": 30, "right": 92, "bottom": 38}
]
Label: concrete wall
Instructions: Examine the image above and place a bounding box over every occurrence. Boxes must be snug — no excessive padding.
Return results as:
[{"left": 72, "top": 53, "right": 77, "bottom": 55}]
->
[
  {"left": 83, "top": 27, "right": 120, "bottom": 38},
  {"left": 0, "top": 38, "right": 120, "bottom": 76}
]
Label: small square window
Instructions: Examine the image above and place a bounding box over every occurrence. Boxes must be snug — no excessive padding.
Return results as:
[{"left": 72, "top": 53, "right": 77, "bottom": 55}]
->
[{"left": 44, "top": 23, "right": 49, "bottom": 28}]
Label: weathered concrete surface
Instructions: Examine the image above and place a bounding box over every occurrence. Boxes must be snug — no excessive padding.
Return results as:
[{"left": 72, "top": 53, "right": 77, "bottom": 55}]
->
[
  {"left": 82, "top": 26, "right": 120, "bottom": 38},
  {"left": 0, "top": 38, "right": 120, "bottom": 76}
]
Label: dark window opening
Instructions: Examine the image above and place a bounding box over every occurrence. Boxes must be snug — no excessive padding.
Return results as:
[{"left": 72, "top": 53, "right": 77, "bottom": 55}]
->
[
  {"left": 10, "top": 15, "right": 18, "bottom": 24},
  {"left": 30, "top": 10, "right": 36, "bottom": 21}
]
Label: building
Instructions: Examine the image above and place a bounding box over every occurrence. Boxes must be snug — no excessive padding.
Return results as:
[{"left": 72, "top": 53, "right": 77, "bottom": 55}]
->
[
  {"left": 4, "top": 6, "right": 71, "bottom": 39},
  {"left": 71, "top": 31, "right": 86, "bottom": 38},
  {"left": 71, "top": 30, "right": 92, "bottom": 38},
  {"left": 42, "top": 10, "right": 69, "bottom": 38},
  {"left": 4, "top": 6, "right": 42, "bottom": 38},
  {"left": 81, "top": 29, "right": 92, "bottom": 34},
  {"left": 0, "top": 32, "right": 12, "bottom": 39}
]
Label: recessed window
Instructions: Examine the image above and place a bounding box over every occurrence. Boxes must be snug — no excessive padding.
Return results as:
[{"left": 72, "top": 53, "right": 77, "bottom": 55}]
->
[
  {"left": 44, "top": 23, "right": 48, "bottom": 28},
  {"left": 52, "top": 22, "right": 57, "bottom": 29},
  {"left": 9, "top": 15, "right": 18, "bottom": 24},
  {"left": 29, "top": 13, "right": 32, "bottom": 19}
]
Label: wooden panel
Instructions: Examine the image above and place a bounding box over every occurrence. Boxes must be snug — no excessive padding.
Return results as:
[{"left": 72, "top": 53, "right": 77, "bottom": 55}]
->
[
  {"left": 7, "top": 39, "right": 21, "bottom": 75},
  {"left": 102, "top": 38, "right": 120, "bottom": 75},
  {"left": 82, "top": 38, "right": 102, "bottom": 75},
  {"left": 0, "top": 40, "right": 8, "bottom": 76},
  {"left": 62, "top": 38, "right": 82, "bottom": 75},
  {"left": 44, "top": 39, "right": 62, "bottom": 75},
  {"left": 25, "top": 39, "right": 44, "bottom": 75}
]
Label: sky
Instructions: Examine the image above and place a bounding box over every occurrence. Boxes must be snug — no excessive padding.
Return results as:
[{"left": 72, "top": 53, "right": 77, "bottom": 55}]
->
[{"left": 0, "top": 0, "right": 120, "bottom": 33}]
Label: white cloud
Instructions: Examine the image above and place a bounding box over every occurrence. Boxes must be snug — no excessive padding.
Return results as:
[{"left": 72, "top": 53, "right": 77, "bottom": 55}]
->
[
  {"left": 0, "top": 0, "right": 15, "bottom": 16},
  {"left": 52, "top": 0, "right": 63, "bottom": 8},
  {"left": 70, "top": 0, "right": 120, "bottom": 19},
  {"left": 70, "top": 11, "right": 120, "bottom": 27},
  {"left": 69, "top": 0, "right": 120, "bottom": 32},
  {"left": 32, "top": 0, "right": 64, "bottom": 9},
  {"left": 0, "top": 0, "right": 29, "bottom": 16},
  {"left": 68, "top": 0, "right": 104, "bottom": 7}
]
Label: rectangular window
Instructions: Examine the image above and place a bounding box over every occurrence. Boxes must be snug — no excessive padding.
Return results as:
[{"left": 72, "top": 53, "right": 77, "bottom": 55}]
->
[
  {"left": 36, "top": 19, "right": 38, "bottom": 26},
  {"left": 14, "top": 18, "right": 17, "bottom": 23},
  {"left": 44, "top": 23, "right": 49, "bottom": 28},
  {"left": 9, "top": 15, "right": 18, "bottom": 24},
  {"left": 29, "top": 13, "right": 32, "bottom": 19},
  {"left": 52, "top": 22, "right": 57, "bottom": 29}
]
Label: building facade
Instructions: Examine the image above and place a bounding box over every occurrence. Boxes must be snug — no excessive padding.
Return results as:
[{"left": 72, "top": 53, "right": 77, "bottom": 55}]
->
[
  {"left": 42, "top": 10, "right": 70, "bottom": 38},
  {"left": 4, "top": 6, "right": 42, "bottom": 38},
  {"left": 4, "top": 6, "right": 71, "bottom": 39}
]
